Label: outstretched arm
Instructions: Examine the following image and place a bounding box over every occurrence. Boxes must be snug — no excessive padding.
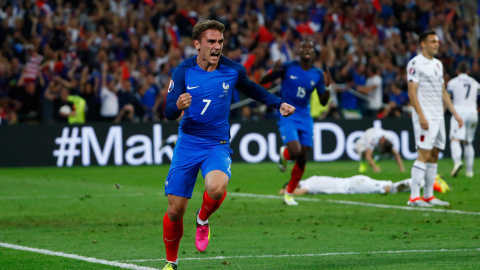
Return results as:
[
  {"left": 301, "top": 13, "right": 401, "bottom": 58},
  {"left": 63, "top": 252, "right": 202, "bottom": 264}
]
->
[
  {"left": 259, "top": 60, "right": 284, "bottom": 85},
  {"left": 317, "top": 67, "right": 332, "bottom": 106},
  {"left": 236, "top": 63, "right": 294, "bottom": 115}
]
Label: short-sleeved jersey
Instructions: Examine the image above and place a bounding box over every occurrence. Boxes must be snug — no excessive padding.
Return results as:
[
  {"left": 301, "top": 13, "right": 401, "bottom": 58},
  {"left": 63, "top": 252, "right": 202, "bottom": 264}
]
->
[
  {"left": 279, "top": 61, "right": 325, "bottom": 118},
  {"left": 447, "top": 73, "right": 480, "bottom": 113},
  {"left": 358, "top": 127, "right": 393, "bottom": 151},
  {"left": 165, "top": 56, "right": 283, "bottom": 142},
  {"left": 406, "top": 54, "right": 445, "bottom": 119}
]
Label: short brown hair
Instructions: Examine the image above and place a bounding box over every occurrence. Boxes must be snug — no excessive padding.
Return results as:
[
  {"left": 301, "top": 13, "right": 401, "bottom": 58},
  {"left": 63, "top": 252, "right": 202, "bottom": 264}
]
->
[
  {"left": 419, "top": 30, "right": 436, "bottom": 46},
  {"left": 382, "top": 140, "right": 393, "bottom": 154},
  {"left": 192, "top": 20, "right": 225, "bottom": 41},
  {"left": 457, "top": 61, "right": 469, "bottom": 73}
]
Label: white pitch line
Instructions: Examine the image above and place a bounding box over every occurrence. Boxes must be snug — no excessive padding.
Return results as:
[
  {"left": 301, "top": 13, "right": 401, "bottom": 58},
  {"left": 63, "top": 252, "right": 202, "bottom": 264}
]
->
[
  {"left": 230, "top": 192, "right": 480, "bottom": 216},
  {"left": 2, "top": 191, "right": 480, "bottom": 216},
  {"left": 123, "top": 248, "right": 480, "bottom": 262},
  {"left": 0, "top": 242, "right": 160, "bottom": 270},
  {"left": 325, "top": 199, "right": 480, "bottom": 215}
]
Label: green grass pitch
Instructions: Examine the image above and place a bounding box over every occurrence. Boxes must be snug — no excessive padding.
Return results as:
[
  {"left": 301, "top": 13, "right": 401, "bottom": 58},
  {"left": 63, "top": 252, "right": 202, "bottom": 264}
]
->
[{"left": 1, "top": 159, "right": 479, "bottom": 269}]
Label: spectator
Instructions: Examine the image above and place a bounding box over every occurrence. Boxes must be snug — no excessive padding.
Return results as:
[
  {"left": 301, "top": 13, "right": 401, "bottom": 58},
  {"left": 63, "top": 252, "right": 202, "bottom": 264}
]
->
[
  {"left": 99, "top": 63, "right": 118, "bottom": 121},
  {"left": 114, "top": 77, "right": 140, "bottom": 123},
  {"left": 358, "top": 64, "right": 383, "bottom": 117},
  {"left": 67, "top": 95, "right": 86, "bottom": 124},
  {"left": 10, "top": 76, "right": 42, "bottom": 124},
  {"left": 42, "top": 79, "right": 61, "bottom": 123},
  {"left": 0, "top": 0, "right": 477, "bottom": 123},
  {"left": 382, "top": 81, "right": 410, "bottom": 118},
  {"left": 79, "top": 66, "right": 99, "bottom": 122},
  {"left": 53, "top": 87, "right": 75, "bottom": 123},
  {"left": 138, "top": 72, "right": 160, "bottom": 122}
]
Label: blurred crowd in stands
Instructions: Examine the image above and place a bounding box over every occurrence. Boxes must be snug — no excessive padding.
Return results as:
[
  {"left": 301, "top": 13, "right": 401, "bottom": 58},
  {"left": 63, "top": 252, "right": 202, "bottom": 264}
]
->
[{"left": 0, "top": 0, "right": 479, "bottom": 125}]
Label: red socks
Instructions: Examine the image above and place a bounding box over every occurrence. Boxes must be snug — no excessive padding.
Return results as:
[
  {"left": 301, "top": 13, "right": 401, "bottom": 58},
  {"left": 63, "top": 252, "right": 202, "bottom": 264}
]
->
[
  {"left": 198, "top": 190, "right": 227, "bottom": 221},
  {"left": 283, "top": 148, "right": 291, "bottom": 160},
  {"left": 163, "top": 191, "right": 226, "bottom": 262},
  {"left": 286, "top": 163, "right": 305, "bottom": 193},
  {"left": 163, "top": 212, "right": 183, "bottom": 263}
]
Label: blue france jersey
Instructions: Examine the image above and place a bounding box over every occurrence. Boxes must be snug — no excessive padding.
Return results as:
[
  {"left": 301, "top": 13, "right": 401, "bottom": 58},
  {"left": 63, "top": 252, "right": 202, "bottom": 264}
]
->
[
  {"left": 280, "top": 61, "right": 325, "bottom": 117},
  {"left": 165, "top": 56, "right": 283, "bottom": 141}
]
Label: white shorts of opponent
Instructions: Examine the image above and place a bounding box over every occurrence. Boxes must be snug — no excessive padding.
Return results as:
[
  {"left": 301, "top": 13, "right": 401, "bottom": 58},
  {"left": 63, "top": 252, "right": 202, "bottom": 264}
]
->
[
  {"left": 412, "top": 116, "right": 446, "bottom": 150},
  {"left": 449, "top": 110, "right": 478, "bottom": 143}
]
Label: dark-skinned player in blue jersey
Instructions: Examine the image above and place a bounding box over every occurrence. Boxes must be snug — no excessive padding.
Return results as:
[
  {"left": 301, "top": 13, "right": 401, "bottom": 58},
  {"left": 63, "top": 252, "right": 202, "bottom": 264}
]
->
[
  {"left": 161, "top": 20, "right": 295, "bottom": 270},
  {"left": 260, "top": 40, "right": 331, "bottom": 206}
]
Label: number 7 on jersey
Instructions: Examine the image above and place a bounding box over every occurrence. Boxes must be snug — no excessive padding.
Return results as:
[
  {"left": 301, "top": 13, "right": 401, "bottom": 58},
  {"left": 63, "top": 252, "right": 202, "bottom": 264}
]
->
[{"left": 201, "top": 99, "right": 211, "bottom": 115}]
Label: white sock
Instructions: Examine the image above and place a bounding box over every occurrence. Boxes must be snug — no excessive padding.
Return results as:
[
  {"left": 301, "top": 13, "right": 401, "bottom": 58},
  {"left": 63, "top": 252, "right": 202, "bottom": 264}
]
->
[
  {"left": 197, "top": 212, "right": 208, "bottom": 226},
  {"left": 411, "top": 160, "right": 426, "bottom": 199},
  {"left": 424, "top": 163, "right": 437, "bottom": 199},
  {"left": 464, "top": 143, "right": 475, "bottom": 174},
  {"left": 450, "top": 140, "right": 462, "bottom": 164}
]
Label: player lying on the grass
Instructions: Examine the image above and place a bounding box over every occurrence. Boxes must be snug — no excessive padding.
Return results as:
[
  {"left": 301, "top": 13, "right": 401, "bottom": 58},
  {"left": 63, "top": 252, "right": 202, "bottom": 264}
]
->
[
  {"left": 355, "top": 127, "right": 405, "bottom": 173},
  {"left": 278, "top": 174, "right": 450, "bottom": 195}
]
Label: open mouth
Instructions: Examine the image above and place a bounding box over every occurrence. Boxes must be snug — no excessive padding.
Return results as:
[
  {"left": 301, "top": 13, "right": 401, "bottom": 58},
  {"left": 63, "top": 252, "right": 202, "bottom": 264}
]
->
[{"left": 211, "top": 52, "right": 220, "bottom": 58}]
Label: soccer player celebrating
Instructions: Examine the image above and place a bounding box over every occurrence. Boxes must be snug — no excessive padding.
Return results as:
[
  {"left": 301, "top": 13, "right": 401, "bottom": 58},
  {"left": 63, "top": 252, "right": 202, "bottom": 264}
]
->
[
  {"left": 260, "top": 41, "right": 331, "bottom": 206},
  {"left": 447, "top": 61, "right": 479, "bottom": 178},
  {"left": 162, "top": 20, "right": 295, "bottom": 270},
  {"left": 406, "top": 30, "right": 463, "bottom": 207}
]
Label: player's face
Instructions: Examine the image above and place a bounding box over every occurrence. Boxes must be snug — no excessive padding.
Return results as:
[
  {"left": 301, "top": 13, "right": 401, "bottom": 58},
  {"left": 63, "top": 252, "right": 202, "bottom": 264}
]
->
[
  {"left": 379, "top": 137, "right": 385, "bottom": 147},
  {"left": 299, "top": 41, "right": 315, "bottom": 62},
  {"left": 422, "top": 34, "right": 440, "bottom": 57},
  {"left": 195, "top": 29, "right": 224, "bottom": 66}
]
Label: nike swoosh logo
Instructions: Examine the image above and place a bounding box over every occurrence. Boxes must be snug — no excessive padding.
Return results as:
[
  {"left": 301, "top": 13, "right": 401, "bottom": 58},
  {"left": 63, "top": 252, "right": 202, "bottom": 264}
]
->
[
  {"left": 187, "top": 85, "right": 199, "bottom": 90},
  {"left": 164, "top": 237, "right": 178, "bottom": 242},
  {"left": 290, "top": 75, "right": 298, "bottom": 79}
]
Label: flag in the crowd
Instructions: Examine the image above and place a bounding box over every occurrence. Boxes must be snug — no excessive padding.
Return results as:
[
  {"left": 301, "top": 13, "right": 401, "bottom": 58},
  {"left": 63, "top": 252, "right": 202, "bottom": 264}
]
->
[{"left": 36, "top": 0, "right": 52, "bottom": 16}]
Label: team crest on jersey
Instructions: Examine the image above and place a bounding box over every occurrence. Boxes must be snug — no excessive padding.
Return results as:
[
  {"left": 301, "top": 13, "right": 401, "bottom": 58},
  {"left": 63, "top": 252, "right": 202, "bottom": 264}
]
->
[
  {"left": 409, "top": 68, "right": 416, "bottom": 75},
  {"left": 223, "top": 82, "right": 230, "bottom": 90},
  {"left": 420, "top": 135, "right": 425, "bottom": 142},
  {"left": 167, "top": 80, "right": 174, "bottom": 93},
  {"left": 311, "top": 80, "right": 315, "bottom": 86}
]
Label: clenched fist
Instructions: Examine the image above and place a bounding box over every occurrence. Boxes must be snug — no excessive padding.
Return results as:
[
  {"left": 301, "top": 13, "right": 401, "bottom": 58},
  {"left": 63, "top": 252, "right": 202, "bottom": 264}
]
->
[
  {"left": 279, "top": 103, "right": 295, "bottom": 117},
  {"left": 177, "top": 93, "right": 192, "bottom": 110}
]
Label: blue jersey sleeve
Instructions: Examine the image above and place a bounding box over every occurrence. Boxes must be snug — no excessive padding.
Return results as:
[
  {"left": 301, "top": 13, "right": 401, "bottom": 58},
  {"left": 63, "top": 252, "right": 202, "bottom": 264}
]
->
[
  {"left": 227, "top": 60, "right": 283, "bottom": 109},
  {"left": 314, "top": 67, "right": 326, "bottom": 94},
  {"left": 165, "top": 64, "right": 189, "bottom": 120}
]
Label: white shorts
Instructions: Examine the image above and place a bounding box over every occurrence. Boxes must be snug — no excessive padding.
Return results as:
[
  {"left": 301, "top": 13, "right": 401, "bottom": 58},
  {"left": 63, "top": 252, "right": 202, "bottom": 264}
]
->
[
  {"left": 412, "top": 117, "right": 446, "bottom": 150},
  {"left": 450, "top": 110, "right": 478, "bottom": 143}
]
